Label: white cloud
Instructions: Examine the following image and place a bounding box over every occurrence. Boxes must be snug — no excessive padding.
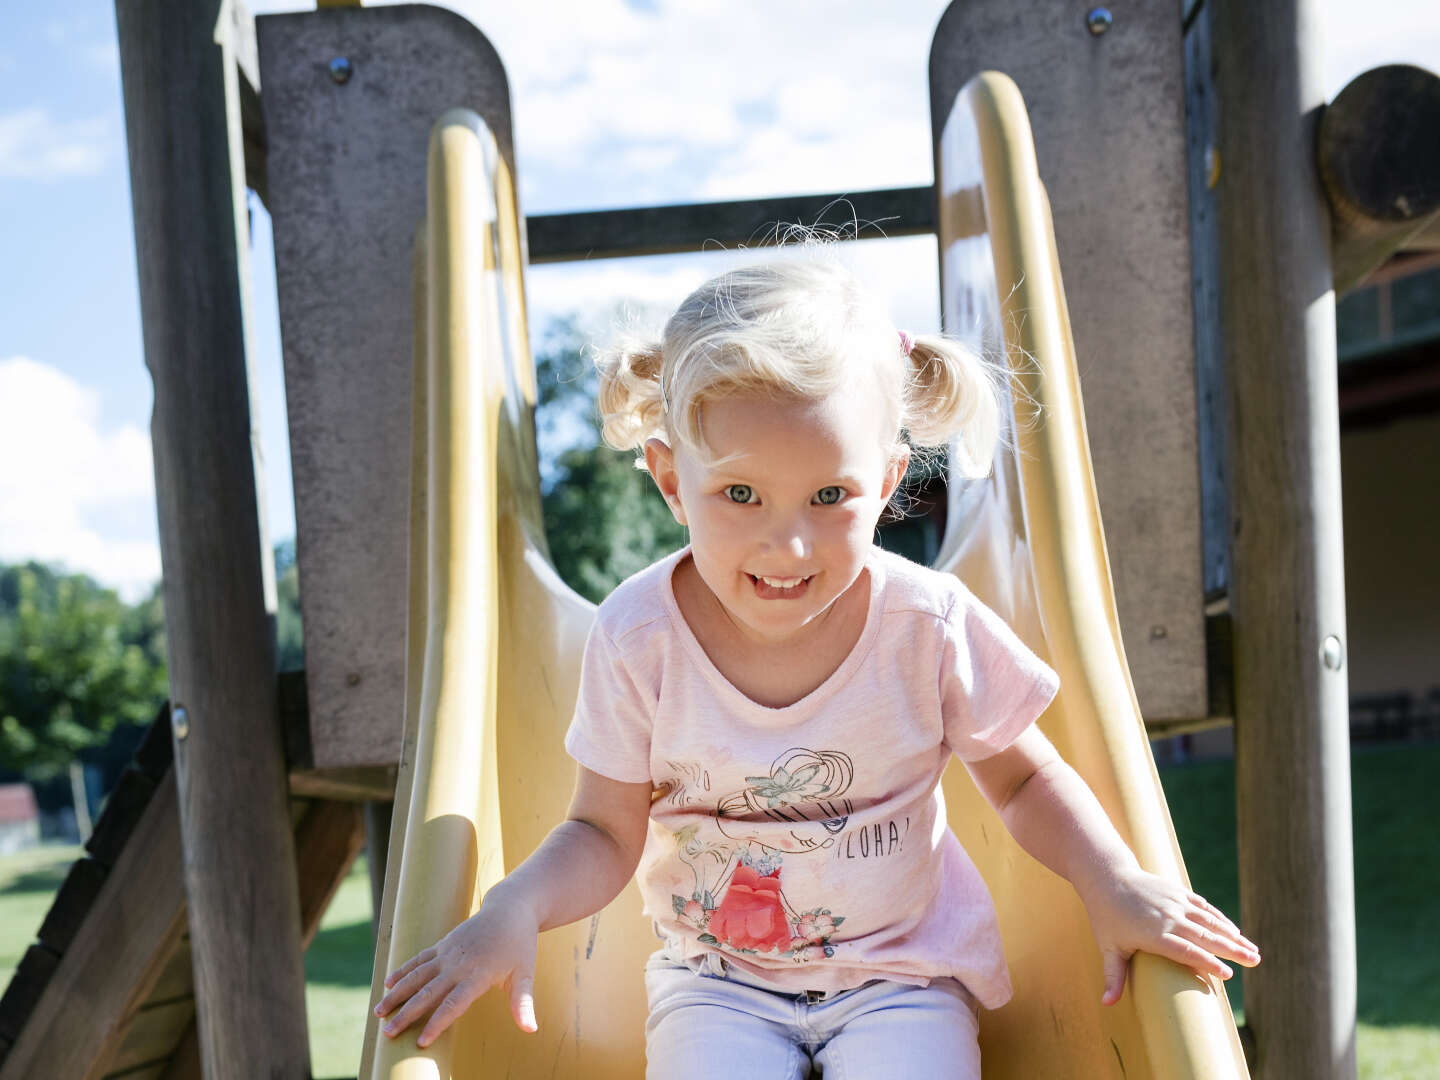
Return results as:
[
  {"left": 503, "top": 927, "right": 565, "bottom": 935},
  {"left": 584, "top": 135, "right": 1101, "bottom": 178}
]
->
[
  {"left": 0, "top": 107, "right": 110, "bottom": 179},
  {"left": 0, "top": 357, "right": 160, "bottom": 601}
]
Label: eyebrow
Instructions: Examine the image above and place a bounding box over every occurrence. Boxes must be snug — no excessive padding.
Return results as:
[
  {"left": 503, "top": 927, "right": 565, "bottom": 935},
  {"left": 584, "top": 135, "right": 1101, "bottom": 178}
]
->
[{"left": 708, "top": 469, "right": 868, "bottom": 491}]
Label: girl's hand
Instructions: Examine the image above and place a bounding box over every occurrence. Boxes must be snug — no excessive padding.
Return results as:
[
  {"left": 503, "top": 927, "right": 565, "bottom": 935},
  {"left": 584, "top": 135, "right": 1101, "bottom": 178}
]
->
[
  {"left": 373, "top": 891, "right": 541, "bottom": 1048},
  {"left": 1077, "top": 866, "right": 1261, "bottom": 1006}
]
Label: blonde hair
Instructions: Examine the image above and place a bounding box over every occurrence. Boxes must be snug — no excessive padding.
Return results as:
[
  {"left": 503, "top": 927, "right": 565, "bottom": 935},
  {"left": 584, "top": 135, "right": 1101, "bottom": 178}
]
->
[{"left": 595, "top": 255, "right": 1006, "bottom": 478}]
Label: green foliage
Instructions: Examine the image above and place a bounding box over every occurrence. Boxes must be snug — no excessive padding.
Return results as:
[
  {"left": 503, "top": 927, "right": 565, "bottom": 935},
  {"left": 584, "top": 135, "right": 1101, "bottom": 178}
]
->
[
  {"left": 534, "top": 316, "right": 687, "bottom": 603},
  {"left": 0, "top": 564, "right": 168, "bottom": 777},
  {"left": 275, "top": 539, "right": 305, "bottom": 673}
]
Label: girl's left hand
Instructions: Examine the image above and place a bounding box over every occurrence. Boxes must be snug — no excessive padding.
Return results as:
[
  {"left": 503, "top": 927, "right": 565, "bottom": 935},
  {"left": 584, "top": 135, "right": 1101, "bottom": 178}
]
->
[{"left": 1077, "top": 866, "right": 1261, "bottom": 1006}]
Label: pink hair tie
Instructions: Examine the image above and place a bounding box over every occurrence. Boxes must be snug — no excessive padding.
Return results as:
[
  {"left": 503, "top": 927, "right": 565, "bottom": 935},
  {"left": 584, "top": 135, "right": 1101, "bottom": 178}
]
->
[{"left": 897, "top": 330, "right": 915, "bottom": 357}]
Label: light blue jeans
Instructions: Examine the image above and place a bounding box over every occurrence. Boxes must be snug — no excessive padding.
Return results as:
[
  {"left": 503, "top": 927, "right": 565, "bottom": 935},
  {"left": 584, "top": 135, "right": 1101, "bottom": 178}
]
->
[{"left": 643, "top": 949, "right": 982, "bottom": 1079}]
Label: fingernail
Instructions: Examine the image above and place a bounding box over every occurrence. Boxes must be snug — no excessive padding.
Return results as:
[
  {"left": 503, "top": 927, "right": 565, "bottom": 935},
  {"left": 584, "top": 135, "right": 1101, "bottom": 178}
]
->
[
  {"left": 383, "top": 1023, "right": 395, "bottom": 1035},
  {"left": 1221, "top": 965, "right": 1234, "bottom": 978}
]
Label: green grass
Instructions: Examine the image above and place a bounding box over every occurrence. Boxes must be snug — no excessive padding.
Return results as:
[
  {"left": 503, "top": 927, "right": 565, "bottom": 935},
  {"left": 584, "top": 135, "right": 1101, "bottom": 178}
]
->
[
  {"left": 305, "top": 855, "right": 376, "bottom": 1080},
  {"left": 2, "top": 744, "right": 1437, "bottom": 1077},
  {"left": 1158, "top": 742, "right": 1440, "bottom": 1077}
]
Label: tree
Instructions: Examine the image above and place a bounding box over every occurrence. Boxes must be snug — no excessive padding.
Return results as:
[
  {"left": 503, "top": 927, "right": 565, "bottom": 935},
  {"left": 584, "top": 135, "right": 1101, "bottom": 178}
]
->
[
  {"left": 534, "top": 316, "right": 688, "bottom": 603},
  {"left": 0, "top": 564, "right": 168, "bottom": 780}
]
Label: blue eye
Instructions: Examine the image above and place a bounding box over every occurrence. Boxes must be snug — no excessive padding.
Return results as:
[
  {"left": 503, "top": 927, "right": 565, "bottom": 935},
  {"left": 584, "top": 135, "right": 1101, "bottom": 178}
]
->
[
  {"left": 815, "top": 486, "right": 845, "bottom": 505},
  {"left": 725, "top": 484, "right": 756, "bottom": 504}
]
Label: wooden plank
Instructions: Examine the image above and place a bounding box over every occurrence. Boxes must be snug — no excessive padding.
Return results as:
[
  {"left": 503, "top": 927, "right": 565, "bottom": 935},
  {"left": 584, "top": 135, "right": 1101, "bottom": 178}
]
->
[
  {"left": 37, "top": 858, "right": 109, "bottom": 953},
  {"left": 155, "top": 1023, "right": 199, "bottom": 1080},
  {"left": 106, "top": 1000, "right": 195, "bottom": 1076},
  {"left": 0, "top": 775, "right": 186, "bottom": 1080},
  {"left": 294, "top": 799, "right": 367, "bottom": 948},
  {"left": 1209, "top": 0, "right": 1359, "bottom": 1076},
  {"left": 524, "top": 186, "right": 934, "bottom": 263},
  {"left": 139, "top": 939, "right": 193, "bottom": 1006},
  {"left": 132, "top": 705, "right": 174, "bottom": 783},
  {"left": 257, "top": 4, "right": 518, "bottom": 771},
  {"left": 0, "top": 946, "right": 60, "bottom": 1045},
  {"left": 103, "top": 1064, "right": 168, "bottom": 1080},
  {"left": 288, "top": 765, "right": 397, "bottom": 802},
  {"left": 112, "top": 1, "right": 310, "bottom": 1076},
  {"left": 86, "top": 769, "right": 157, "bottom": 869},
  {"left": 158, "top": 802, "right": 363, "bottom": 1080},
  {"left": 930, "top": 0, "right": 1208, "bottom": 725}
]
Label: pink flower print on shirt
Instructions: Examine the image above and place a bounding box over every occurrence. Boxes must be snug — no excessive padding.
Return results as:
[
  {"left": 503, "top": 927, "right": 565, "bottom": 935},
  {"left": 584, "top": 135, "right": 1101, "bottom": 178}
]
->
[{"left": 706, "top": 863, "right": 791, "bottom": 952}]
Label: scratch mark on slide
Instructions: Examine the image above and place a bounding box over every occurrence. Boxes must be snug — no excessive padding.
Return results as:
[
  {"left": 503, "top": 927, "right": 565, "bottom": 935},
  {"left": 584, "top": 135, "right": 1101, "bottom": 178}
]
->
[{"left": 586, "top": 913, "right": 601, "bottom": 959}]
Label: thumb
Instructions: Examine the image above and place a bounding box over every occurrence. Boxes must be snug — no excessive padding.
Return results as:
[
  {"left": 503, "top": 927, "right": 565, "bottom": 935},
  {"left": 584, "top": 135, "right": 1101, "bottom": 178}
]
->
[
  {"left": 1101, "top": 951, "right": 1129, "bottom": 1007},
  {"left": 510, "top": 972, "right": 538, "bottom": 1033}
]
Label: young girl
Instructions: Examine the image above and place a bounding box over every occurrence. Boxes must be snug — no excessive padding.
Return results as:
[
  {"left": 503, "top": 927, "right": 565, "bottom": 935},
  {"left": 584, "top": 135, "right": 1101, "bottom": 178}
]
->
[{"left": 374, "top": 256, "right": 1259, "bottom": 1077}]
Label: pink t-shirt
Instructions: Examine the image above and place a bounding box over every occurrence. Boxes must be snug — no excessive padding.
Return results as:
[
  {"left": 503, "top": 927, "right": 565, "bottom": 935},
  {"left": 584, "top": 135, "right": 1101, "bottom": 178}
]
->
[{"left": 564, "top": 544, "right": 1059, "bottom": 1008}]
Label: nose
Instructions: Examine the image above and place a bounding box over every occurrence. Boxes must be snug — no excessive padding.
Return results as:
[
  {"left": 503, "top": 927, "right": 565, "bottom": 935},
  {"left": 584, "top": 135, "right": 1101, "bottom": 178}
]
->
[{"left": 765, "top": 508, "right": 811, "bottom": 561}]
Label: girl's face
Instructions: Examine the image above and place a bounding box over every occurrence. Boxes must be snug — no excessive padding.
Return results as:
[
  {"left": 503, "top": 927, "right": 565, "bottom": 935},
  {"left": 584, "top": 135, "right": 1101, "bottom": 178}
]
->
[{"left": 646, "top": 382, "right": 908, "bottom": 646}]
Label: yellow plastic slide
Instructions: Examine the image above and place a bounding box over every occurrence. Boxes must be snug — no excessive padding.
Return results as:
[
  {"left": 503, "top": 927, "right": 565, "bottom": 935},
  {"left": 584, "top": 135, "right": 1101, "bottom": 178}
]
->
[{"left": 360, "top": 73, "right": 1250, "bottom": 1078}]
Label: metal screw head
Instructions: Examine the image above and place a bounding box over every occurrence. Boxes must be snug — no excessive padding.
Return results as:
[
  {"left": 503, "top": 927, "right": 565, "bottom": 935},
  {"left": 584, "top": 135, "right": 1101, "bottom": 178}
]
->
[
  {"left": 1205, "top": 145, "right": 1222, "bottom": 189},
  {"left": 1321, "top": 635, "right": 1344, "bottom": 671},
  {"left": 173, "top": 705, "right": 190, "bottom": 741},
  {"left": 329, "top": 56, "right": 353, "bottom": 84},
  {"left": 1086, "top": 7, "right": 1113, "bottom": 35}
]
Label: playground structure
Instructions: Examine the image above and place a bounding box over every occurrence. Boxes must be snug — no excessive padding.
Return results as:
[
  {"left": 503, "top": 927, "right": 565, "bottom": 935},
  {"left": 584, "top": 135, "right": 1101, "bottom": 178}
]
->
[{"left": 0, "top": 0, "right": 1436, "bottom": 1077}]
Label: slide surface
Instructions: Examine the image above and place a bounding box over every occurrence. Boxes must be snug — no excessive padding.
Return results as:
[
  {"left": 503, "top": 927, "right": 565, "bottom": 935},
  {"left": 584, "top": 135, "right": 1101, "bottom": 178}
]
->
[{"left": 361, "top": 77, "right": 1250, "bottom": 1078}]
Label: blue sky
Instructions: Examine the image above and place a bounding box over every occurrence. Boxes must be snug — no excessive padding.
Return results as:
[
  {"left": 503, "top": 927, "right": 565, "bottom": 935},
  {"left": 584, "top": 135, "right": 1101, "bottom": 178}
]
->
[{"left": 2, "top": 0, "right": 1437, "bottom": 601}]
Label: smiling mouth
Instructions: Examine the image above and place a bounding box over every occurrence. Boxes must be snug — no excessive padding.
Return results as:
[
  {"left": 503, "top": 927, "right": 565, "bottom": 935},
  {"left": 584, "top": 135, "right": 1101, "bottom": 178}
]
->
[{"left": 747, "top": 573, "right": 814, "bottom": 599}]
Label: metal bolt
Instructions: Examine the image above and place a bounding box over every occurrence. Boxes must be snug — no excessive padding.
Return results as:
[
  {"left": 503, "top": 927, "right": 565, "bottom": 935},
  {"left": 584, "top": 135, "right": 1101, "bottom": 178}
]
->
[
  {"left": 1150, "top": 625, "right": 1168, "bottom": 640},
  {"left": 346, "top": 671, "right": 362, "bottom": 687},
  {"left": 1321, "top": 635, "right": 1344, "bottom": 671},
  {"left": 173, "top": 705, "right": 190, "bottom": 741},
  {"left": 1086, "top": 7, "right": 1113, "bottom": 35},
  {"left": 1205, "top": 145, "right": 1222, "bottom": 189},
  {"left": 329, "top": 56, "right": 353, "bottom": 85}
]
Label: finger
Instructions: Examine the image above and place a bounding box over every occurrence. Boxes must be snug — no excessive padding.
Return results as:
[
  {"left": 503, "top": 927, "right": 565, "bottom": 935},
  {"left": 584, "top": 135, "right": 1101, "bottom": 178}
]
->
[
  {"left": 417, "top": 982, "right": 480, "bottom": 1049},
  {"left": 1188, "top": 893, "right": 1259, "bottom": 953},
  {"left": 509, "top": 973, "right": 538, "bottom": 1033},
  {"left": 1101, "top": 951, "right": 1129, "bottom": 1007},
  {"left": 375, "top": 958, "right": 441, "bottom": 1017},
  {"left": 381, "top": 977, "right": 450, "bottom": 1039},
  {"left": 1159, "top": 932, "right": 1235, "bottom": 982},
  {"left": 1181, "top": 912, "right": 1262, "bottom": 967},
  {"left": 384, "top": 947, "right": 438, "bottom": 989}
]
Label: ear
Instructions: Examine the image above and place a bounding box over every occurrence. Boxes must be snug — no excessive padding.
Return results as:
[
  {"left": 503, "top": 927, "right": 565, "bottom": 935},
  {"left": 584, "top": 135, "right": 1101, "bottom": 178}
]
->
[
  {"left": 880, "top": 443, "right": 911, "bottom": 504},
  {"left": 644, "top": 437, "right": 688, "bottom": 526}
]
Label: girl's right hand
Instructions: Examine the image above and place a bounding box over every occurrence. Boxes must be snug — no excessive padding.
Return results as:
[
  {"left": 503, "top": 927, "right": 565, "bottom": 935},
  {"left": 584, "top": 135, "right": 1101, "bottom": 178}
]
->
[{"left": 373, "top": 891, "right": 540, "bottom": 1048}]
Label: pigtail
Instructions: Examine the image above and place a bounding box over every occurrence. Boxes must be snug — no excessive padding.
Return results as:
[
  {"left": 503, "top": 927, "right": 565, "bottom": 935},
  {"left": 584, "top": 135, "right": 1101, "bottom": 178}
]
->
[
  {"left": 594, "top": 335, "right": 666, "bottom": 452},
  {"left": 902, "top": 335, "right": 1006, "bottom": 478}
]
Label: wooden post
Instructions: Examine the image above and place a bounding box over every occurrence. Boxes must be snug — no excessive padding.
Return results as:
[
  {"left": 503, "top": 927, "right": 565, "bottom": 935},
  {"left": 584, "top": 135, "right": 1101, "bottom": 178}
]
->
[
  {"left": 1209, "top": 1, "right": 1358, "bottom": 1076},
  {"left": 113, "top": 0, "right": 310, "bottom": 1075},
  {"left": 1317, "top": 64, "right": 1440, "bottom": 294}
]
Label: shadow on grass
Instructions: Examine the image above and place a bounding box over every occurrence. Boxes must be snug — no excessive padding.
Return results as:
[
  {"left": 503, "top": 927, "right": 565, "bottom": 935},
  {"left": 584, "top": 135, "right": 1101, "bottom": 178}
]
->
[
  {"left": 0, "top": 861, "right": 72, "bottom": 897},
  {"left": 306, "top": 917, "right": 375, "bottom": 989},
  {"left": 1159, "top": 742, "right": 1440, "bottom": 1031}
]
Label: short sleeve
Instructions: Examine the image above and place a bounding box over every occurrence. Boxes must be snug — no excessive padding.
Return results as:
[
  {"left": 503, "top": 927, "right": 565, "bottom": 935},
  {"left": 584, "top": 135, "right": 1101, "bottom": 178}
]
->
[
  {"left": 563, "top": 622, "right": 655, "bottom": 784},
  {"left": 939, "top": 589, "right": 1060, "bottom": 761}
]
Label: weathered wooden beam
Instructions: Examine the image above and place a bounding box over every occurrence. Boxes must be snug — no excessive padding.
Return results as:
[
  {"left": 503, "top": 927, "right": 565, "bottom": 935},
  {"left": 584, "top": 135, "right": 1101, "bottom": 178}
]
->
[
  {"left": 1319, "top": 64, "right": 1440, "bottom": 294},
  {"left": 112, "top": 0, "right": 310, "bottom": 1076},
  {"left": 524, "top": 185, "right": 935, "bottom": 263},
  {"left": 1208, "top": 0, "right": 1359, "bottom": 1076},
  {"left": 0, "top": 775, "right": 186, "bottom": 1080}
]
